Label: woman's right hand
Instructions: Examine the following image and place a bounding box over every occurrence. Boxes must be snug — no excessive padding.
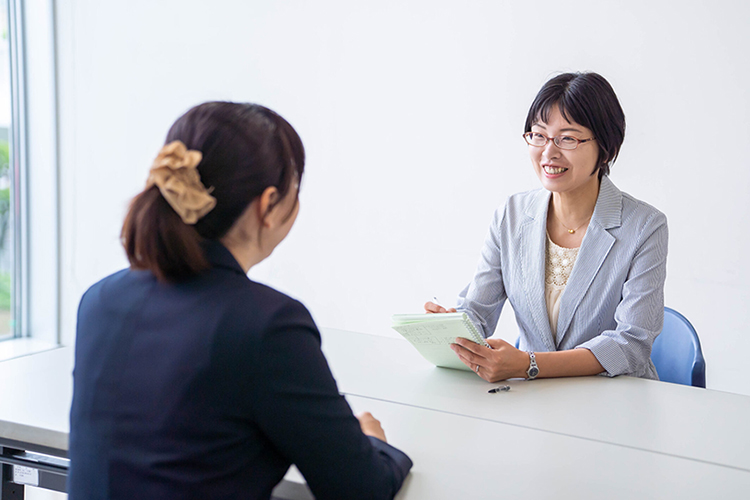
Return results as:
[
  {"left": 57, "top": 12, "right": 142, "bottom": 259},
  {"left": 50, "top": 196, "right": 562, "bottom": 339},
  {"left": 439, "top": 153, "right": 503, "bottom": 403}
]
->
[
  {"left": 357, "top": 412, "right": 387, "bottom": 442},
  {"left": 424, "top": 302, "right": 457, "bottom": 314}
]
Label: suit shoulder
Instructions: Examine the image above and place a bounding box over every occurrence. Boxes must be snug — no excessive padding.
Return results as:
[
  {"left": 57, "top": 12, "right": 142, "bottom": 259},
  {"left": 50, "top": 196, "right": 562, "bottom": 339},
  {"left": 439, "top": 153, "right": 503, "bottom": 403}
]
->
[
  {"left": 507, "top": 186, "right": 546, "bottom": 209},
  {"left": 78, "top": 268, "right": 136, "bottom": 310},
  {"left": 494, "top": 187, "right": 547, "bottom": 227},
  {"left": 82, "top": 268, "right": 130, "bottom": 292},
  {"left": 620, "top": 191, "right": 668, "bottom": 227},
  {"left": 221, "top": 279, "right": 316, "bottom": 332},
  {"left": 236, "top": 279, "right": 309, "bottom": 314}
]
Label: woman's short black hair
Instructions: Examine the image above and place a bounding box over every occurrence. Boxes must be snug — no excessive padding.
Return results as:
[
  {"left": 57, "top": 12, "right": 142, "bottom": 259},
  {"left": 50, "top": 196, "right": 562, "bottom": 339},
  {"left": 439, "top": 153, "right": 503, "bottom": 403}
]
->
[{"left": 524, "top": 72, "right": 625, "bottom": 179}]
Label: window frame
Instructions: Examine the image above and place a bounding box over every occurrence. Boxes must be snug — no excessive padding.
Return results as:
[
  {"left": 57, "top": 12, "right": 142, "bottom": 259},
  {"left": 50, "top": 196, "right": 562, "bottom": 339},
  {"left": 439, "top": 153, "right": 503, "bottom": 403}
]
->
[
  {"left": 1, "top": 0, "right": 60, "bottom": 354},
  {"left": 7, "top": 0, "right": 28, "bottom": 340}
]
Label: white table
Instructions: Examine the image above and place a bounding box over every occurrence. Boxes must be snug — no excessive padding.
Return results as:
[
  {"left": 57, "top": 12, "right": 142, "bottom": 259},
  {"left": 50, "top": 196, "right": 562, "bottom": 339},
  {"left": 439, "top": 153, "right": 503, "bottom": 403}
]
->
[
  {"left": 321, "top": 328, "right": 750, "bottom": 473},
  {"left": 346, "top": 395, "right": 749, "bottom": 499},
  {"left": 0, "top": 348, "right": 72, "bottom": 498},
  {"left": 1, "top": 329, "right": 749, "bottom": 499}
]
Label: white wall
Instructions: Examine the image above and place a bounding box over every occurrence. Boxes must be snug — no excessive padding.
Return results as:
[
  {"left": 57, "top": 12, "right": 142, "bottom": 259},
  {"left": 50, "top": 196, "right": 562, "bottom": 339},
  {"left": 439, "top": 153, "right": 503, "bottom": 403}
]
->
[{"left": 53, "top": 1, "right": 750, "bottom": 395}]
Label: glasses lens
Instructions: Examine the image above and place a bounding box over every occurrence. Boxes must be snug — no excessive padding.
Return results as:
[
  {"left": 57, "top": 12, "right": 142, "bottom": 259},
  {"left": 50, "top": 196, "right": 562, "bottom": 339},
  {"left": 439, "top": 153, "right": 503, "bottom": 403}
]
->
[
  {"left": 554, "top": 136, "right": 579, "bottom": 150},
  {"left": 525, "top": 133, "right": 547, "bottom": 146}
]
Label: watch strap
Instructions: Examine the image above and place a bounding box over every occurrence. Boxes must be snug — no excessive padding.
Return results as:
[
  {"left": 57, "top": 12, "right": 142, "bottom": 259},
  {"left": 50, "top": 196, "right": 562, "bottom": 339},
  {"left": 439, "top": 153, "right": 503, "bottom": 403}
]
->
[{"left": 526, "top": 351, "right": 539, "bottom": 380}]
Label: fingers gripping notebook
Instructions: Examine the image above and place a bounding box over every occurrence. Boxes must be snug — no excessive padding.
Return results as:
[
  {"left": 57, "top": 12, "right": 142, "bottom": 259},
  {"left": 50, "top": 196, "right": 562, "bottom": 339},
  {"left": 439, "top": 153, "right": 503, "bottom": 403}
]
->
[{"left": 391, "top": 313, "right": 488, "bottom": 371}]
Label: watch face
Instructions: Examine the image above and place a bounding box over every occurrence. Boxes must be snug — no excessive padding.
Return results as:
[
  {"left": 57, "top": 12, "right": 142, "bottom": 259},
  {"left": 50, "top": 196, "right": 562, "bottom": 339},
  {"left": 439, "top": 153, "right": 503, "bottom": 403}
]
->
[{"left": 528, "top": 366, "right": 540, "bottom": 378}]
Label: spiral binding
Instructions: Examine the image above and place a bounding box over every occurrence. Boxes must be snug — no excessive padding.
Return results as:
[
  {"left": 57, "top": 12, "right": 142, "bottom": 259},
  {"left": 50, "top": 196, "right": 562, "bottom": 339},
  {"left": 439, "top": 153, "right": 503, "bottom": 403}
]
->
[{"left": 460, "top": 314, "right": 490, "bottom": 348}]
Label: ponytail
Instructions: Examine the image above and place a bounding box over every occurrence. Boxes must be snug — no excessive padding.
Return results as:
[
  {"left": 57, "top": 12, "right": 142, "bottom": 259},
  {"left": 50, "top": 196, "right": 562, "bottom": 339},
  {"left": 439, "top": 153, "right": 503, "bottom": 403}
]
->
[{"left": 121, "top": 186, "right": 209, "bottom": 282}]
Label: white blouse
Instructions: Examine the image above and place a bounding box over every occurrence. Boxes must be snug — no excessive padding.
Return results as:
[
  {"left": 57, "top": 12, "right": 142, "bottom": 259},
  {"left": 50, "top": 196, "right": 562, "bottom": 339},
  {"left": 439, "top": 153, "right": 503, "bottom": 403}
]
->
[{"left": 545, "top": 234, "right": 580, "bottom": 341}]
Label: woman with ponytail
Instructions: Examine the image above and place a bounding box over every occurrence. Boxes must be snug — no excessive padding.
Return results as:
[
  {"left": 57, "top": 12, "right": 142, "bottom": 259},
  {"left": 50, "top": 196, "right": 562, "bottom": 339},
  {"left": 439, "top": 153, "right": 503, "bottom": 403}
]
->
[{"left": 68, "top": 102, "right": 412, "bottom": 499}]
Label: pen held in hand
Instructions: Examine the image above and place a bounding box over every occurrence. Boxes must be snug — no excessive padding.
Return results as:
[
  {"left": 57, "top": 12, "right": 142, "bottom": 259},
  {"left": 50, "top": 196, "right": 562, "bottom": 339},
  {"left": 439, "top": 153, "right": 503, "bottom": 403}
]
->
[{"left": 431, "top": 296, "right": 448, "bottom": 311}]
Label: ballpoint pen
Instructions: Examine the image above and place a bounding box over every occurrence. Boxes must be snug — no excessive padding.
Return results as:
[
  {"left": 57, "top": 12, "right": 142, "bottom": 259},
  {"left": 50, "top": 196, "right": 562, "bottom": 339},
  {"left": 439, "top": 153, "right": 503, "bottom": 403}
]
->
[
  {"left": 431, "top": 296, "right": 447, "bottom": 310},
  {"left": 488, "top": 385, "right": 511, "bottom": 393}
]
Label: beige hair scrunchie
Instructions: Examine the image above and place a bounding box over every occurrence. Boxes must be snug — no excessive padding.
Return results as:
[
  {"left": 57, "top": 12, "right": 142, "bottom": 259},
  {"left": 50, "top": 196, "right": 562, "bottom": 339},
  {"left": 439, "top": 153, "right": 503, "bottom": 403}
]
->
[{"left": 146, "top": 141, "right": 217, "bottom": 224}]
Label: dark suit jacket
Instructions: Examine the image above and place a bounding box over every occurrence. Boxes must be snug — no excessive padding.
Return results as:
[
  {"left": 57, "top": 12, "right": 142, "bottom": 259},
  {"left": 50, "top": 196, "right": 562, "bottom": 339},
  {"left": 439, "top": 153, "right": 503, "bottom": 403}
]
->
[{"left": 68, "top": 241, "right": 412, "bottom": 499}]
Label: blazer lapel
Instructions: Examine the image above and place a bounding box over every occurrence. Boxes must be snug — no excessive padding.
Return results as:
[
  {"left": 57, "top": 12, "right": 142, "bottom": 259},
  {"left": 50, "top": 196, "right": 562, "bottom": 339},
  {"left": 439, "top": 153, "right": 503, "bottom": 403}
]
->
[
  {"left": 555, "top": 176, "right": 621, "bottom": 346},
  {"left": 520, "top": 190, "right": 556, "bottom": 351}
]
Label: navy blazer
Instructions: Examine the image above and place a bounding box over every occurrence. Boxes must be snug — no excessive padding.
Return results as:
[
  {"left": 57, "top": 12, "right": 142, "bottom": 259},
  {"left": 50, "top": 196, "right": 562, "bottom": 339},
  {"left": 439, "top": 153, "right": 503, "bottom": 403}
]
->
[
  {"left": 457, "top": 176, "right": 668, "bottom": 379},
  {"left": 69, "top": 242, "right": 412, "bottom": 499}
]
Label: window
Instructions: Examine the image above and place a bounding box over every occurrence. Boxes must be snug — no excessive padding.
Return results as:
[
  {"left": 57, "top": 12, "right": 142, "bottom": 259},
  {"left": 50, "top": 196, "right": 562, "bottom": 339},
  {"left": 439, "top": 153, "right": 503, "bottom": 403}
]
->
[
  {"left": 0, "top": 0, "right": 14, "bottom": 339},
  {"left": 0, "top": 0, "right": 60, "bottom": 352}
]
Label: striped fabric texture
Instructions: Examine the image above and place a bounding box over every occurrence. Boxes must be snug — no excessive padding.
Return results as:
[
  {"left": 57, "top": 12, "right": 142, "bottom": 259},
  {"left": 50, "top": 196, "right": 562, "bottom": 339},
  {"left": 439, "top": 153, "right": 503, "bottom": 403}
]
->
[{"left": 456, "top": 176, "right": 668, "bottom": 379}]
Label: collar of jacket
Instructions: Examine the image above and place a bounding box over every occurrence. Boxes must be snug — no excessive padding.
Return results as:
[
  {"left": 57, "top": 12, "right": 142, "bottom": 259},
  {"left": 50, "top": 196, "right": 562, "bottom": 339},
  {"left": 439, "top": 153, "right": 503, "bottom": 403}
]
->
[
  {"left": 525, "top": 175, "right": 623, "bottom": 231},
  {"left": 202, "top": 239, "right": 247, "bottom": 276}
]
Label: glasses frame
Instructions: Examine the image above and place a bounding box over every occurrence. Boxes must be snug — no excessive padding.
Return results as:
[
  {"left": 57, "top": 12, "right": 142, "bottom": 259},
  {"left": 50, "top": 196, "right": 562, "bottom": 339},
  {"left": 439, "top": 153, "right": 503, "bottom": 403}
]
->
[{"left": 523, "top": 132, "right": 595, "bottom": 150}]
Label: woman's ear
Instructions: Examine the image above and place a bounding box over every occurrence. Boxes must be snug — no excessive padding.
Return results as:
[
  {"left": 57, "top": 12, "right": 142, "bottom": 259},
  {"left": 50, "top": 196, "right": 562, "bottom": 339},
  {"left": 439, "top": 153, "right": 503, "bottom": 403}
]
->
[{"left": 258, "top": 186, "right": 280, "bottom": 228}]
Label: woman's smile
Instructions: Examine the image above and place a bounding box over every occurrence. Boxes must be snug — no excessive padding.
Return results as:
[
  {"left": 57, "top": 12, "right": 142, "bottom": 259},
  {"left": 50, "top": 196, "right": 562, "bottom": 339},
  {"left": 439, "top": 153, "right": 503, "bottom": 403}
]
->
[{"left": 542, "top": 164, "right": 568, "bottom": 176}]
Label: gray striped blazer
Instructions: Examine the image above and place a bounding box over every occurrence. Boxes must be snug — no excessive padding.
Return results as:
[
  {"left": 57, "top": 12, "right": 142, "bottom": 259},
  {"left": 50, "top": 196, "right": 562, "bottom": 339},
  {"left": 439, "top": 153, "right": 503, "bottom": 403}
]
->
[{"left": 457, "top": 176, "right": 668, "bottom": 379}]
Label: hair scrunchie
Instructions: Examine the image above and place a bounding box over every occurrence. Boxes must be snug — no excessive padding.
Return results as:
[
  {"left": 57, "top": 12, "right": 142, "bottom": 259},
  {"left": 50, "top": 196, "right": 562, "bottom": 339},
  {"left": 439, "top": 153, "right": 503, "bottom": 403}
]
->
[{"left": 146, "top": 141, "right": 216, "bottom": 224}]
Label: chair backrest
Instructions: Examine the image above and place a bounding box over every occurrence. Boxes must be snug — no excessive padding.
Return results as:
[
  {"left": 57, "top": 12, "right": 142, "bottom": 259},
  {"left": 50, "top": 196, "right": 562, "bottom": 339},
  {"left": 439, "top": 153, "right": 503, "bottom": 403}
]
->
[{"left": 651, "top": 307, "right": 706, "bottom": 388}]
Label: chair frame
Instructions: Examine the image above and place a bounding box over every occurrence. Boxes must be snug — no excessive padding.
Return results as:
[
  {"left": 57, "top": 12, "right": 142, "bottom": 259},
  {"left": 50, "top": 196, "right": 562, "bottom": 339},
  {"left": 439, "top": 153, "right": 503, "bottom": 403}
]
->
[{"left": 658, "top": 307, "right": 706, "bottom": 388}]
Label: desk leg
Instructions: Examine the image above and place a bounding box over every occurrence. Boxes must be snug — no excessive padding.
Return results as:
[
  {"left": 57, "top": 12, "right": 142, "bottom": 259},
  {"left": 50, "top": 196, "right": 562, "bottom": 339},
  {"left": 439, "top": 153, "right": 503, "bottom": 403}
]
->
[{"left": 1, "top": 462, "right": 24, "bottom": 500}]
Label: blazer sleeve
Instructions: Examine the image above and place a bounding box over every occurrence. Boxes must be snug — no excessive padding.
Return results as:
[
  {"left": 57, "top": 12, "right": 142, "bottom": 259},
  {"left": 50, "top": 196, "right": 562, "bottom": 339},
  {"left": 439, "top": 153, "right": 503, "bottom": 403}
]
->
[
  {"left": 456, "top": 204, "right": 509, "bottom": 338},
  {"left": 250, "top": 300, "right": 412, "bottom": 500},
  {"left": 577, "top": 211, "right": 669, "bottom": 376}
]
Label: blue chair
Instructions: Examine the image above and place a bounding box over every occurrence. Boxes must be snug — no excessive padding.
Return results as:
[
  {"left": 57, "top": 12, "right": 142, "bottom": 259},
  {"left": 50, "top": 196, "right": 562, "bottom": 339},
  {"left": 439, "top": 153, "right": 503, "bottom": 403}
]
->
[
  {"left": 512, "top": 307, "right": 706, "bottom": 387},
  {"left": 651, "top": 307, "right": 705, "bottom": 388}
]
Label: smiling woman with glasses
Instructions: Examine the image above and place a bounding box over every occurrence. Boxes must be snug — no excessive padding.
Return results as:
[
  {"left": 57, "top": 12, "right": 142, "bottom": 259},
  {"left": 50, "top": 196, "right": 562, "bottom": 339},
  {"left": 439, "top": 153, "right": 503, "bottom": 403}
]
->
[{"left": 425, "top": 72, "right": 668, "bottom": 383}]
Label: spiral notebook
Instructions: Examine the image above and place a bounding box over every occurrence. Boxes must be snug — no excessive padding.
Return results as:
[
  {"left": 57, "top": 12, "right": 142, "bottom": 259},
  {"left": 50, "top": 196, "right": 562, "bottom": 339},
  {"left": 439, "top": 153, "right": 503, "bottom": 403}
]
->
[{"left": 391, "top": 312, "right": 488, "bottom": 371}]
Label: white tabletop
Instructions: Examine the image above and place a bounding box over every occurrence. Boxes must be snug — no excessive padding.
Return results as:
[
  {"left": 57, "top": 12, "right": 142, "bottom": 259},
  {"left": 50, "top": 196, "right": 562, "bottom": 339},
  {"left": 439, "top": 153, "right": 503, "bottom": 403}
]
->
[
  {"left": 0, "top": 347, "right": 72, "bottom": 455},
  {"left": 321, "top": 327, "right": 750, "bottom": 473},
  {"left": 2, "top": 330, "right": 750, "bottom": 499},
  {"left": 346, "top": 395, "right": 750, "bottom": 500}
]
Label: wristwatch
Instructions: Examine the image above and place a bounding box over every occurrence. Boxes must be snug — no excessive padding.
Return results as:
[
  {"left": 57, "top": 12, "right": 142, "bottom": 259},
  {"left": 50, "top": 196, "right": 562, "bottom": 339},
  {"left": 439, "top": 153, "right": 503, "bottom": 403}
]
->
[{"left": 526, "top": 351, "right": 539, "bottom": 380}]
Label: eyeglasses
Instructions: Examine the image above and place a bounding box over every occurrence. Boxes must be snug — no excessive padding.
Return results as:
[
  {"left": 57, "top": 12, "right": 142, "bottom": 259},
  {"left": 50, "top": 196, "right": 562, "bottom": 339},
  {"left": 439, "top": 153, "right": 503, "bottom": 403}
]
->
[{"left": 523, "top": 132, "right": 595, "bottom": 150}]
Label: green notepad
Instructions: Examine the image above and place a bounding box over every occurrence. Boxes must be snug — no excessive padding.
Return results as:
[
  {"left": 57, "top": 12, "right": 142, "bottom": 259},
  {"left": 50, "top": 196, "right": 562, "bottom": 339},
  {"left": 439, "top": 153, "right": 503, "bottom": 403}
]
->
[{"left": 391, "top": 313, "right": 488, "bottom": 371}]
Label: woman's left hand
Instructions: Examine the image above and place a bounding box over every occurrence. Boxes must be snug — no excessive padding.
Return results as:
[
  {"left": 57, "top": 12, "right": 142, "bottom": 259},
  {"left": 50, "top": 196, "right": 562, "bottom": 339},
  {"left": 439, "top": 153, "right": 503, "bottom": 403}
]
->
[{"left": 450, "top": 337, "right": 527, "bottom": 382}]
